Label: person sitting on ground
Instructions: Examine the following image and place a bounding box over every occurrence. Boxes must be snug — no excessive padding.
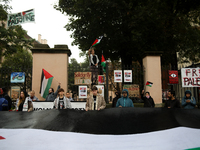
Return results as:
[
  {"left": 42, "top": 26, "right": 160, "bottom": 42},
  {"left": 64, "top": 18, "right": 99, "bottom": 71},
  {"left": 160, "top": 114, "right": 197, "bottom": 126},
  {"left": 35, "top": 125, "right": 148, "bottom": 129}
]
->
[
  {"left": 29, "top": 90, "right": 39, "bottom": 102},
  {"left": 141, "top": 90, "right": 155, "bottom": 108},
  {"left": 116, "top": 89, "right": 134, "bottom": 107},
  {"left": 85, "top": 86, "right": 106, "bottom": 111},
  {"left": 45, "top": 82, "right": 61, "bottom": 102},
  {"left": 53, "top": 88, "right": 72, "bottom": 109},
  {"left": 112, "top": 91, "right": 121, "bottom": 107},
  {"left": 15, "top": 91, "right": 33, "bottom": 112},
  {"left": 0, "top": 88, "right": 8, "bottom": 111},
  {"left": 181, "top": 90, "right": 196, "bottom": 109},
  {"left": 66, "top": 92, "right": 74, "bottom": 102},
  {"left": 164, "top": 90, "right": 180, "bottom": 108}
]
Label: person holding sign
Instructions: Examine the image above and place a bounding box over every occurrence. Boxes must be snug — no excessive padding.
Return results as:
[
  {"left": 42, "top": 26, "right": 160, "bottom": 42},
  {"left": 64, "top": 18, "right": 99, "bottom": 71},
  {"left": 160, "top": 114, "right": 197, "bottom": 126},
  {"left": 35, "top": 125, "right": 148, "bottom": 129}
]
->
[
  {"left": 181, "top": 90, "right": 196, "bottom": 109},
  {"left": 141, "top": 90, "right": 155, "bottom": 108},
  {"left": 116, "top": 89, "right": 134, "bottom": 107},
  {"left": 85, "top": 86, "right": 106, "bottom": 111},
  {"left": 164, "top": 90, "right": 180, "bottom": 108}
]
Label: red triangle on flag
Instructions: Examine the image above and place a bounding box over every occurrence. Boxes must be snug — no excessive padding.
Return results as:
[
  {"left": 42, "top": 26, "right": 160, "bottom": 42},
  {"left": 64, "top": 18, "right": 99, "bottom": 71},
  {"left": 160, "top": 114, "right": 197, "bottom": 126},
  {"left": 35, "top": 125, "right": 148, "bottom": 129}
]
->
[
  {"left": 0, "top": 136, "right": 6, "bottom": 140},
  {"left": 101, "top": 54, "right": 105, "bottom": 62},
  {"left": 43, "top": 69, "right": 53, "bottom": 79}
]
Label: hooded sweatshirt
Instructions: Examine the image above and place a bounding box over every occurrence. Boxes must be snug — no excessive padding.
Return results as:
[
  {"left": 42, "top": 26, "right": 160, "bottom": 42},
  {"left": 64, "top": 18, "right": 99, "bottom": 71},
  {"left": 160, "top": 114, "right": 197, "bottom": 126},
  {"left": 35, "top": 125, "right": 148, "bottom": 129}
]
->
[
  {"left": 116, "top": 89, "right": 134, "bottom": 107},
  {"left": 182, "top": 90, "right": 196, "bottom": 109}
]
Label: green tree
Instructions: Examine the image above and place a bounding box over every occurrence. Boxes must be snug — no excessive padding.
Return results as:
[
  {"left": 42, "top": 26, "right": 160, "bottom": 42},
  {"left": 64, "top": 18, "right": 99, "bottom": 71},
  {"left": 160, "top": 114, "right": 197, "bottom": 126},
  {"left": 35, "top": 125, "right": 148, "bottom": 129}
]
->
[
  {"left": 55, "top": 0, "right": 200, "bottom": 66},
  {"left": 0, "top": 0, "right": 34, "bottom": 62}
]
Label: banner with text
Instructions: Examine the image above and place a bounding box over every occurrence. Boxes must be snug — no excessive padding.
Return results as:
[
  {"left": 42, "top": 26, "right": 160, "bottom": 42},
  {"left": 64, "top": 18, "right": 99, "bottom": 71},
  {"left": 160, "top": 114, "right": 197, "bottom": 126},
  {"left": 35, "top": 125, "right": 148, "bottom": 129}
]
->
[
  {"left": 74, "top": 72, "right": 91, "bottom": 85},
  {"left": 7, "top": 9, "right": 35, "bottom": 27},
  {"left": 181, "top": 68, "right": 200, "bottom": 87},
  {"left": 33, "top": 102, "right": 86, "bottom": 111}
]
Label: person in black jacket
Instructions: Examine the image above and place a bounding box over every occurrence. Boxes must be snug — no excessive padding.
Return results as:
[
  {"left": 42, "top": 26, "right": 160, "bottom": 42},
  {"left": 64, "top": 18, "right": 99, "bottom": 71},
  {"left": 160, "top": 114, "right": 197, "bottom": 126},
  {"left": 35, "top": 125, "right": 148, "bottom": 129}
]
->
[
  {"left": 2, "top": 87, "right": 12, "bottom": 110},
  {"left": 112, "top": 91, "right": 121, "bottom": 107},
  {"left": 141, "top": 90, "right": 155, "bottom": 108},
  {"left": 164, "top": 90, "right": 180, "bottom": 108}
]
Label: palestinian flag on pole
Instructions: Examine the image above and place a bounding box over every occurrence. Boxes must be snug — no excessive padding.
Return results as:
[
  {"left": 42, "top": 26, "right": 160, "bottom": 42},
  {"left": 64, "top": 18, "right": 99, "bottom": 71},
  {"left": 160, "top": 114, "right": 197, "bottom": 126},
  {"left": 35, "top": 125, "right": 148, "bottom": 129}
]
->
[
  {"left": 92, "top": 36, "right": 103, "bottom": 47},
  {"left": 146, "top": 81, "right": 153, "bottom": 87},
  {"left": 101, "top": 54, "right": 106, "bottom": 73},
  {"left": 40, "top": 69, "right": 54, "bottom": 98}
]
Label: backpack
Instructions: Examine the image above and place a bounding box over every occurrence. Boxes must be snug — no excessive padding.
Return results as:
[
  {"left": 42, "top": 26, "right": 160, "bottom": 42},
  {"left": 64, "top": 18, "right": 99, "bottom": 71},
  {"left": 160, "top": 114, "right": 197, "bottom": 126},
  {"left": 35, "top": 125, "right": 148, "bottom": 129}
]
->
[{"left": 0, "top": 97, "right": 8, "bottom": 111}]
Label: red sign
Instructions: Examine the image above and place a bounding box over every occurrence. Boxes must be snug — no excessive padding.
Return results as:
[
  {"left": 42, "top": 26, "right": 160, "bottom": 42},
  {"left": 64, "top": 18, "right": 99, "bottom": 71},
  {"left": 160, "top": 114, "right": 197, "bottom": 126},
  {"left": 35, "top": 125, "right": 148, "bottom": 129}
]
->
[{"left": 169, "top": 70, "right": 178, "bottom": 84}]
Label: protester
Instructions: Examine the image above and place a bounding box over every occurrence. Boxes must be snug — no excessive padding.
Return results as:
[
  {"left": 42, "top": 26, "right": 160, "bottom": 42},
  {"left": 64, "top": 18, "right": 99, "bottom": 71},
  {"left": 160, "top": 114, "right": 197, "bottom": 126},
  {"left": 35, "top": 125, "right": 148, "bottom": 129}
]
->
[
  {"left": 116, "top": 89, "right": 134, "bottom": 107},
  {"left": 29, "top": 90, "right": 39, "bottom": 102},
  {"left": 66, "top": 92, "right": 74, "bottom": 102},
  {"left": 85, "top": 86, "right": 106, "bottom": 111},
  {"left": 0, "top": 88, "right": 8, "bottom": 111},
  {"left": 53, "top": 88, "right": 72, "bottom": 109},
  {"left": 141, "top": 90, "right": 155, "bottom": 108},
  {"left": 88, "top": 47, "right": 99, "bottom": 85},
  {"left": 181, "top": 90, "right": 196, "bottom": 109},
  {"left": 164, "top": 90, "right": 180, "bottom": 108},
  {"left": 45, "top": 82, "right": 61, "bottom": 102},
  {"left": 2, "top": 87, "right": 12, "bottom": 110},
  {"left": 112, "top": 91, "right": 121, "bottom": 107},
  {"left": 15, "top": 91, "right": 33, "bottom": 112}
]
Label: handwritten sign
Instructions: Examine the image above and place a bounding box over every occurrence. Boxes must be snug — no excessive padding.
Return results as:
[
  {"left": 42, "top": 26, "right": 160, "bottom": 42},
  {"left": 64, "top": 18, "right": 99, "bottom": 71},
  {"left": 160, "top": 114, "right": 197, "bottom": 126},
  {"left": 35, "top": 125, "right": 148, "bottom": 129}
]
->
[
  {"left": 74, "top": 72, "right": 91, "bottom": 85},
  {"left": 123, "top": 84, "right": 139, "bottom": 97},
  {"left": 181, "top": 68, "right": 200, "bottom": 87},
  {"left": 7, "top": 9, "right": 35, "bottom": 27}
]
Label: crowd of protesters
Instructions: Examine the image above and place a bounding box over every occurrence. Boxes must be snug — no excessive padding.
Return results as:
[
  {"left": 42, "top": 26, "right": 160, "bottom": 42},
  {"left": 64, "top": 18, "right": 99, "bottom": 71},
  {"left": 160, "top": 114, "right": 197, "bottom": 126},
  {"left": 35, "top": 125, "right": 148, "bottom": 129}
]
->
[{"left": 0, "top": 84, "right": 198, "bottom": 112}]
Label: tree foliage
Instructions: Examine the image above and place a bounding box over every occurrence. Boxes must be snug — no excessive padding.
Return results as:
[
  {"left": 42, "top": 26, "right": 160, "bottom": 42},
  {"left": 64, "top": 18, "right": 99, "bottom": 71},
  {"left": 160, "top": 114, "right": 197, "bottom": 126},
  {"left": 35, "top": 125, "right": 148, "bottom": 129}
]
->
[
  {"left": 55, "top": 0, "right": 200, "bottom": 65},
  {"left": 0, "top": 0, "right": 34, "bottom": 62}
]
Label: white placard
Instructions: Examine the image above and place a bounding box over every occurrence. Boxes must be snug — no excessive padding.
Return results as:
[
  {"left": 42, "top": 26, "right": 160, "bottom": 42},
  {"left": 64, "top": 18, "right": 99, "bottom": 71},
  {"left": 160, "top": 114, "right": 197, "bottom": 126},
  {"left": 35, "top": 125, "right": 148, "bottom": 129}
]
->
[
  {"left": 124, "top": 70, "right": 132, "bottom": 82},
  {"left": 114, "top": 70, "right": 122, "bottom": 82},
  {"left": 181, "top": 68, "right": 200, "bottom": 87},
  {"left": 79, "top": 86, "right": 87, "bottom": 98}
]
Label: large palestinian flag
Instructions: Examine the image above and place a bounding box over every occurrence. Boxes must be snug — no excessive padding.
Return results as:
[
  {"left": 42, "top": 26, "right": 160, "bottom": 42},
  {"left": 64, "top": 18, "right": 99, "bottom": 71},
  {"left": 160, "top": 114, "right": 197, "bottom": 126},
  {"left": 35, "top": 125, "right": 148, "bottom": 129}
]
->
[
  {"left": 0, "top": 108, "right": 200, "bottom": 149},
  {"left": 40, "top": 69, "right": 54, "bottom": 98}
]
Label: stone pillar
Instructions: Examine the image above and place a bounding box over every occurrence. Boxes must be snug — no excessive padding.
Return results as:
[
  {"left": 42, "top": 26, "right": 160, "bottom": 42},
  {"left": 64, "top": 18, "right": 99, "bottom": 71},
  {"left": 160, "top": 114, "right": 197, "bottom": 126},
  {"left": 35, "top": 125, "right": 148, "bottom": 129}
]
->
[
  {"left": 143, "top": 51, "right": 163, "bottom": 106},
  {"left": 31, "top": 44, "right": 71, "bottom": 101}
]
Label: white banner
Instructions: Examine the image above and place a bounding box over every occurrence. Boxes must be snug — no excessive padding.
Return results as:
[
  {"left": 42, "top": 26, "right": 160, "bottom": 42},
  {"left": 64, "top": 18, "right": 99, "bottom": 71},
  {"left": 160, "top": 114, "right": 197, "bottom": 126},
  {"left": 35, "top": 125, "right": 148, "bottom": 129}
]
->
[
  {"left": 33, "top": 102, "right": 86, "bottom": 111},
  {"left": 7, "top": 9, "right": 35, "bottom": 27},
  {"left": 124, "top": 70, "right": 132, "bottom": 82},
  {"left": 181, "top": 68, "right": 200, "bottom": 87},
  {"left": 114, "top": 70, "right": 122, "bottom": 82}
]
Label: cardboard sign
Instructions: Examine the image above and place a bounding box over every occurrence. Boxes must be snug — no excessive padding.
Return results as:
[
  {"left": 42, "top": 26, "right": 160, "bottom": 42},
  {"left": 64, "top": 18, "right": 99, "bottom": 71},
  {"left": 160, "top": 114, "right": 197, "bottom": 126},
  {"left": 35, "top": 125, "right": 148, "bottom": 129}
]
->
[
  {"left": 114, "top": 70, "right": 122, "bottom": 82},
  {"left": 124, "top": 70, "right": 132, "bottom": 82},
  {"left": 181, "top": 68, "right": 200, "bottom": 87},
  {"left": 74, "top": 72, "right": 91, "bottom": 85},
  {"left": 169, "top": 70, "right": 178, "bottom": 84},
  {"left": 123, "top": 84, "right": 140, "bottom": 97}
]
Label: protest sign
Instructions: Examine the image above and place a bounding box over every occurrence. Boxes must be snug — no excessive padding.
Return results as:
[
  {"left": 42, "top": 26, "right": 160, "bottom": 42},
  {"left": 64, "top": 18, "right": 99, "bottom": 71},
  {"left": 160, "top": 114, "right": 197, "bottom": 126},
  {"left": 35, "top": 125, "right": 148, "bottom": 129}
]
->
[
  {"left": 7, "top": 9, "right": 35, "bottom": 27},
  {"left": 181, "top": 68, "right": 200, "bottom": 87},
  {"left": 74, "top": 72, "right": 91, "bottom": 85},
  {"left": 79, "top": 86, "right": 87, "bottom": 99},
  {"left": 123, "top": 84, "right": 140, "bottom": 97},
  {"left": 114, "top": 70, "right": 122, "bottom": 82},
  {"left": 124, "top": 70, "right": 132, "bottom": 82}
]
